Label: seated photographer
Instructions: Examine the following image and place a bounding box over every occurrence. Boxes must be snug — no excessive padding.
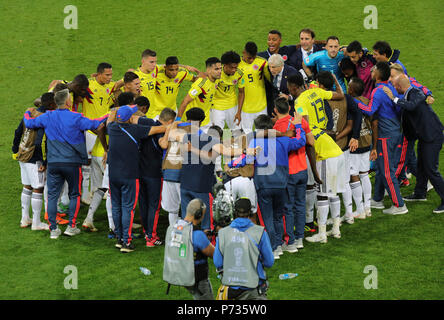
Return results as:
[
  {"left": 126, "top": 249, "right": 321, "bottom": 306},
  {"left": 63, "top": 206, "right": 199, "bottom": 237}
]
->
[{"left": 214, "top": 198, "right": 274, "bottom": 300}]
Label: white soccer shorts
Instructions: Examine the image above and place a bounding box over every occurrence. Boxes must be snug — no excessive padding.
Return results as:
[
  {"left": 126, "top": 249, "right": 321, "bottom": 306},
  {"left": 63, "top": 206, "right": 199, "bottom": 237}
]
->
[
  {"left": 316, "top": 153, "right": 347, "bottom": 196},
  {"left": 210, "top": 106, "right": 240, "bottom": 130},
  {"left": 19, "top": 161, "right": 45, "bottom": 189},
  {"left": 349, "top": 151, "right": 371, "bottom": 176},
  {"left": 161, "top": 180, "right": 181, "bottom": 214}
]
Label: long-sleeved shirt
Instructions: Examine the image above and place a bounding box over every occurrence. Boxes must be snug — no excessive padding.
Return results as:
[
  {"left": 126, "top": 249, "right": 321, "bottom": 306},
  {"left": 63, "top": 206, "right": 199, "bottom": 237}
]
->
[{"left": 23, "top": 109, "right": 106, "bottom": 165}]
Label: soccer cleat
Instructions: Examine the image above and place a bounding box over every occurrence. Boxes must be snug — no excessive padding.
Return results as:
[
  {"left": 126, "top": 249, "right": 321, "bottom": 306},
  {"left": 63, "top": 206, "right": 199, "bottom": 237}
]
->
[
  {"left": 20, "top": 218, "right": 32, "bottom": 228},
  {"left": 44, "top": 212, "right": 69, "bottom": 225},
  {"left": 31, "top": 222, "right": 49, "bottom": 231},
  {"left": 354, "top": 210, "right": 366, "bottom": 220},
  {"left": 115, "top": 239, "right": 123, "bottom": 249},
  {"left": 400, "top": 179, "right": 410, "bottom": 187},
  {"left": 433, "top": 204, "right": 444, "bottom": 214},
  {"left": 64, "top": 226, "right": 81, "bottom": 236},
  {"left": 305, "top": 225, "right": 327, "bottom": 243},
  {"left": 326, "top": 218, "right": 333, "bottom": 226},
  {"left": 403, "top": 194, "right": 427, "bottom": 202},
  {"left": 370, "top": 199, "right": 385, "bottom": 209},
  {"left": 326, "top": 218, "right": 341, "bottom": 239},
  {"left": 281, "top": 242, "right": 298, "bottom": 253},
  {"left": 82, "top": 219, "right": 98, "bottom": 232},
  {"left": 120, "top": 242, "right": 135, "bottom": 253},
  {"left": 50, "top": 228, "right": 62, "bottom": 239},
  {"left": 146, "top": 235, "right": 163, "bottom": 247},
  {"left": 295, "top": 238, "right": 304, "bottom": 249},
  {"left": 342, "top": 215, "right": 354, "bottom": 224},
  {"left": 304, "top": 222, "right": 316, "bottom": 233},
  {"left": 383, "top": 205, "right": 408, "bottom": 215},
  {"left": 365, "top": 207, "right": 372, "bottom": 217}
]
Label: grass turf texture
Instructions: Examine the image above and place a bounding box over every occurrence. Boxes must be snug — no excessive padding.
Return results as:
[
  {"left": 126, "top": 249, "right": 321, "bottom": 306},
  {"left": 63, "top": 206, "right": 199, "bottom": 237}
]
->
[{"left": 0, "top": 0, "right": 443, "bottom": 300}]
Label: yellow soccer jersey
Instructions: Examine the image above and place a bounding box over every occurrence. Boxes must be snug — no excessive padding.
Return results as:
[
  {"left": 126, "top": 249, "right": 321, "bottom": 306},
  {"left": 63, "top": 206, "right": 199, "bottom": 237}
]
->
[
  {"left": 91, "top": 134, "right": 109, "bottom": 158},
  {"left": 182, "top": 77, "right": 218, "bottom": 126},
  {"left": 237, "top": 57, "right": 269, "bottom": 113},
  {"left": 148, "top": 67, "right": 194, "bottom": 118},
  {"left": 311, "top": 125, "right": 343, "bottom": 160},
  {"left": 213, "top": 69, "right": 244, "bottom": 111},
  {"left": 134, "top": 66, "right": 159, "bottom": 105},
  {"left": 294, "top": 88, "right": 333, "bottom": 130},
  {"left": 82, "top": 78, "right": 116, "bottom": 119}
]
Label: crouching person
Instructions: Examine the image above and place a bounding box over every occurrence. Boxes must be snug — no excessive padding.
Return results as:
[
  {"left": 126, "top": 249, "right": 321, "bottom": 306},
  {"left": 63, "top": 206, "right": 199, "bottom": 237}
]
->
[
  {"left": 163, "top": 198, "right": 215, "bottom": 300},
  {"left": 214, "top": 198, "right": 274, "bottom": 300}
]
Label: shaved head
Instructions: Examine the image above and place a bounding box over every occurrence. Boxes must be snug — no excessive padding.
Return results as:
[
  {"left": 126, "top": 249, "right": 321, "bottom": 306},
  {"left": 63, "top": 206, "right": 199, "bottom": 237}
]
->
[{"left": 393, "top": 74, "right": 410, "bottom": 94}]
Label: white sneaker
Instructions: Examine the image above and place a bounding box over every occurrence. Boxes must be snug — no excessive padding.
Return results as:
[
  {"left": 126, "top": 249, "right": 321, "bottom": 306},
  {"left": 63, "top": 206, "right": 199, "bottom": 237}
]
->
[
  {"left": 427, "top": 181, "right": 434, "bottom": 192},
  {"left": 282, "top": 242, "right": 298, "bottom": 253},
  {"left": 20, "top": 217, "right": 32, "bottom": 228},
  {"left": 64, "top": 226, "right": 81, "bottom": 236},
  {"left": 50, "top": 227, "right": 62, "bottom": 239},
  {"left": 383, "top": 205, "right": 408, "bottom": 215},
  {"left": 306, "top": 225, "right": 327, "bottom": 243},
  {"left": 365, "top": 207, "right": 372, "bottom": 217},
  {"left": 273, "top": 250, "right": 280, "bottom": 260},
  {"left": 342, "top": 214, "right": 354, "bottom": 224},
  {"left": 276, "top": 245, "right": 283, "bottom": 255},
  {"left": 354, "top": 210, "right": 366, "bottom": 220},
  {"left": 31, "top": 222, "right": 49, "bottom": 231},
  {"left": 295, "top": 238, "right": 304, "bottom": 249},
  {"left": 82, "top": 219, "right": 98, "bottom": 232},
  {"left": 370, "top": 199, "right": 385, "bottom": 209}
]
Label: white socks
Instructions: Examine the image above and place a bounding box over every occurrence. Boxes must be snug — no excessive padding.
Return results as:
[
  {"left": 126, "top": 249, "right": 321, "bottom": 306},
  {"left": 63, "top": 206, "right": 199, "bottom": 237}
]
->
[
  {"left": 317, "top": 199, "right": 329, "bottom": 226},
  {"left": 350, "top": 181, "right": 364, "bottom": 214},
  {"left": 31, "top": 192, "right": 43, "bottom": 225},
  {"left": 329, "top": 196, "right": 341, "bottom": 219},
  {"left": 21, "top": 188, "right": 32, "bottom": 222},
  {"left": 168, "top": 212, "right": 179, "bottom": 226},
  {"left": 306, "top": 188, "right": 317, "bottom": 223},
  {"left": 360, "top": 173, "right": 372, "bottom": 210},
  {"left": 106, "top": 192, "right": 114, "bottom": 231},
  {"left": 341, "top": 184, "right": 353, "bottom": 217},
  {"left": 86, "top": 189, "right": 105, "bottom": 222},
  {"left": 82, "top": 165, "right": 91, "bottom": 197}
]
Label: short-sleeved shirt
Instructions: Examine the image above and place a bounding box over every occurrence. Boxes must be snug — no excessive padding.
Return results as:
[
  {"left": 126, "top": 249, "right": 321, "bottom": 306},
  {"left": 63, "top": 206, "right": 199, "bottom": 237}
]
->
[
  {"left": 304, "top": 50, "right": 346, "bottom": 92},
  {"left": 238, "top": 57, "right": 270, "bottom": 113},
  {"left": 107, "top": 122, "right": 152, "bottom": 180},
  {"left": 273, "top": 116, "right": 311, "bottom": 174},
  {"left": 134, "top": 66, "right": 159, "bottom": 109},
  {"left": 151, "top": 67, "right": 194, "bottom": 116},
  {"left": 82, "top": 78, "right": 116, "bottom": 119},
  {"left": 212, "top": 69, "right": 244, "bottom": 110},
  {"left": 295, "top": 88, "right": 333, "bottom": 130},
  {"left": 182, "top": 78, "right": 218, "bottom": 126},
  {"left": 180, "top": 131, "right": 218, "bottom": 193},
  {"left": 193, "top": 229, "right": 211, "bottom": 265}
]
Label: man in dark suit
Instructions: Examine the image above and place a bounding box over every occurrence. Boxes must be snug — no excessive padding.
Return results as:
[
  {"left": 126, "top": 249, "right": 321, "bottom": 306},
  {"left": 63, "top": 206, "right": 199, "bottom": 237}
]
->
[
  {"left": 287, "top": 28, "right": 325, "bottom": 81},
  {"left": 266, "top": 54, "right": 298, "bottom": 117},
  {"left": 383, "top": 74, "right": 444, "bottom": 213}
]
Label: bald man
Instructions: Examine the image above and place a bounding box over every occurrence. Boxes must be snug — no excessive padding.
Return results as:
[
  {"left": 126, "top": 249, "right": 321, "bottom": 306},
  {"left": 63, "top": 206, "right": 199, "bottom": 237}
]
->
[{"left": 383, "top": 75, "right": 444, "bottom": 213}]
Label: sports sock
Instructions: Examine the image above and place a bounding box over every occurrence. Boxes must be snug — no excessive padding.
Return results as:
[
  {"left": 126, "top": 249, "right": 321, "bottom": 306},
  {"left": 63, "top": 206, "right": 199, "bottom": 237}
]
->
[
  {"left": 306, "top": 188, "right": 317, "bottom": 223},
  {"left": 342, "top": 183, "right": 352, "bottom": 217},
  {"left": 329, "top": 196, "right": 341, "bottom": 219},
  {"left": 81, "top": 165, "right": 91, "bottom": 198},
  {"left": 106, "top": 192, "right": 114, "bottom": 230},
  {"left": 86, "top": 189, "right": 105, "bottom": 221},
  {"left": 360, "top": 173, "right": 372, "bottom": 210},
  {"left": 350, "top": 181, "right": 364, "bottom": 214},
  {"left": 31, "top": 192, "right": 43, "bottom": 225},
  {"left": 317, "top": 199, "right": 329, "bottom": 225},
  {"left": 21, "top": 188, "right": 32, "bottom": 222}
]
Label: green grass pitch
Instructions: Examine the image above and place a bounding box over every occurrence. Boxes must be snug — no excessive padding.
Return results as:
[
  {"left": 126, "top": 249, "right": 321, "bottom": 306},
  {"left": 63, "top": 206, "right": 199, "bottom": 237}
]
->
[{"left": 0, "top": 0, "right": 443, "bottom": 300}]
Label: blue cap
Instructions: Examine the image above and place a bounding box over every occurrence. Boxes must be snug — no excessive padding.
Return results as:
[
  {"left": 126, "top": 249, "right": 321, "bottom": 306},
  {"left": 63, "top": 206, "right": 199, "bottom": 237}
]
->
[{"left": 116, "top": 105, "right": 137, "bottom": 122}]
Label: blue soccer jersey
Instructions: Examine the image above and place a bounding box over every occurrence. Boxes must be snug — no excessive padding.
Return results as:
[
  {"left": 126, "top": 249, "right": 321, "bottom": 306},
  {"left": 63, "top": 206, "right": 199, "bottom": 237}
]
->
[{"left": 304, "top": 50, "right": 346, "bottom": 92}]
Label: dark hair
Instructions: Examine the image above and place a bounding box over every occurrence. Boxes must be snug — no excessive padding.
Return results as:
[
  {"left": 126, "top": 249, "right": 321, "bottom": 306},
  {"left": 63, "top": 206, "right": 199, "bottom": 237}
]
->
[
  {"left": 123, "top": 71, "right": 139, "bottom": 84},
  {"left": 349, "top": 77, "right": 365, "bottom": 96},
  {"left": 372, "top": 41, "right": 392, "bottom": 58},
  {"left": 117, "top": 92, "right": 134, "bottom": 107},
  {"left": 375, "top": 61, "right": 391, "bottom": 81},
  {"left": 186, "top": 107, "right": 205, "bottom": 122},
  {"left": 221, "top": 51, "right": 241, "bottom": 65},
  {"left": 206, "top": 57, "right": 221, "bottom": 68},
  {"left": 316, "top": 71, "right": 335, "bottom": 90},
  {"left": 287, "top": 72, "right": 305, "bottom": 87},
  {"left": 340, "top": 57, "right": 356, "bottom": 71},
  {"left": 208, "top": 125, "right": 223, "bottom": 141},
  {"left": 299, "top": 28, "right": 315, "bottom": 39},
  {"left": 244, "top": 41, "right": 258, "bottom": 56},
  {"left": 134, "top": 96, "right": 149, "bottom": 108},
  {"left": 159, "top": 108, "right": 176, "bottom": 122},
  {"left": 326, "top": 36, "right": 339, "bottom": 43},
  {"left": 268, "top": 29, "right": 282, "bottom": 38},
  {"left": 254, "top": 114, "right": 274, "bottom": 130},
  {"left": 142, "top": 49, "right": 156, "bottom": 58},
  {"left": 72, "top": 74, "right": 89, "bottom": 88},
  {"left": 274, "top": 97, "right": 290, "bottom": 115},
  {"left": 347, "top": 40, "right": 363, "bottom": 54},
  {"left": 53, "top": 82, "right": 68, "bottom": 93},
  {"left": 165, "top": 56, "right": 179, "bottom": 66},
  {"left": 41, "top": 92, "right": 55, "bottom": 106},
  {"left": 97, "top": 62, "right": 112, "bottom": 73}
]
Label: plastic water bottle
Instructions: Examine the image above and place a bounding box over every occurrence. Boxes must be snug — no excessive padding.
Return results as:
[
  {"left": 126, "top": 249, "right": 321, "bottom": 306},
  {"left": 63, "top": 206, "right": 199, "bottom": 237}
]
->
[
  {"left": 279, "top": 273, "right": 298, "bottom": 280},
  {"left": 139, "top": 267, "right": 151, "bottom": 276}
]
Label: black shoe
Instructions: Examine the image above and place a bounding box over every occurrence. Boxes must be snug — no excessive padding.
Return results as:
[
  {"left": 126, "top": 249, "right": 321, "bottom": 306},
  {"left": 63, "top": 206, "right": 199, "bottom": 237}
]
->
[
  {"left": 115, "top": 239, "right": 123, "bottom": 249},
  {"left": 433, "top": 203, "right": 444, "bottom": 214},
  {"left": 120, "top": 242, "right": 135, "bottom": 253},
  {"left": 403, "top": 194, "right": 427, "bottom": 202}
]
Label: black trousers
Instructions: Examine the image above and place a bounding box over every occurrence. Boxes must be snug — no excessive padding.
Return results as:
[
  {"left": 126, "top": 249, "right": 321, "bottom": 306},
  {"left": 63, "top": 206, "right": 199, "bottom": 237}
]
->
[{"left": 415, "top": 134, "right": 444, "bottom": 203}]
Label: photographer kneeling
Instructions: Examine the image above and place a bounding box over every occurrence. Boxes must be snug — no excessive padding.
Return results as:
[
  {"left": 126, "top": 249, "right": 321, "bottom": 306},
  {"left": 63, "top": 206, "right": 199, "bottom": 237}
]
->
[{"left": 214, "top": 198, "right": 274, "bottom": 300}]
